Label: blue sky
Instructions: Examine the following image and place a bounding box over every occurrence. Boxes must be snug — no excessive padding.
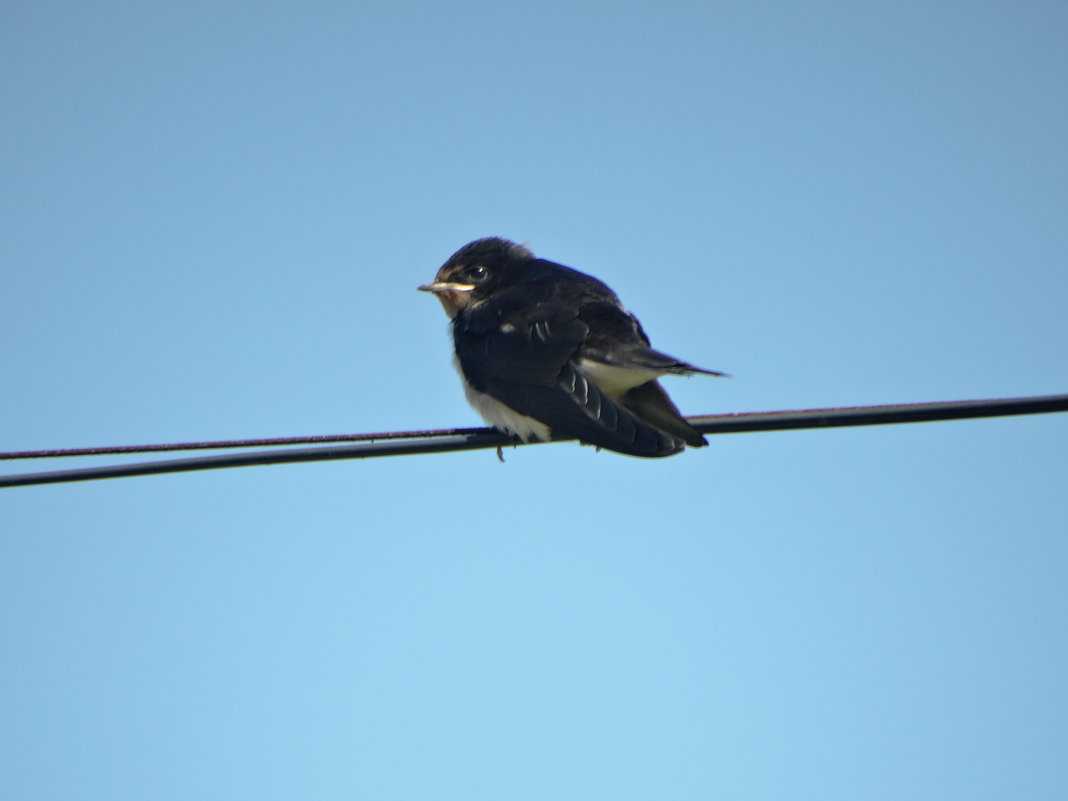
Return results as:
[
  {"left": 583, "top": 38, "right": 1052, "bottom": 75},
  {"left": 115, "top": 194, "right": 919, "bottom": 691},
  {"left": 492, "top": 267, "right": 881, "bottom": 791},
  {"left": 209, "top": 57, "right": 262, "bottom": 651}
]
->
[{"left": 2, "top": 1, "right": 1067, "bottom": 798}]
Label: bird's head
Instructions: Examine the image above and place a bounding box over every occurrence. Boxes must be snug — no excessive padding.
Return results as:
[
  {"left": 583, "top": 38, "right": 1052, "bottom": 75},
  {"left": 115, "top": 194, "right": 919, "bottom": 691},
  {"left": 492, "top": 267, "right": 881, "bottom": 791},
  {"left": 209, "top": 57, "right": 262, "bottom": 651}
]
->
[{"left": 418, "top": 237, "right": 533, "bottom": 319}]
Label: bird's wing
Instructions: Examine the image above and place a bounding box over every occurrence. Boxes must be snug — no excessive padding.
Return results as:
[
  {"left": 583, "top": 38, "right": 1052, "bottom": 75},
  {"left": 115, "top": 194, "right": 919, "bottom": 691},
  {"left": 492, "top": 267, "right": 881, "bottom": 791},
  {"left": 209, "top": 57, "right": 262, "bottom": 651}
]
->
[
  {"left": 598, "top": 346, "right": 728, "bottom": 377},
  {"left": 578, "top": 301, "right": 727, "bottom": 377},
  {"left": 455, "top": 302, "right": 686, "bottom": 457}
]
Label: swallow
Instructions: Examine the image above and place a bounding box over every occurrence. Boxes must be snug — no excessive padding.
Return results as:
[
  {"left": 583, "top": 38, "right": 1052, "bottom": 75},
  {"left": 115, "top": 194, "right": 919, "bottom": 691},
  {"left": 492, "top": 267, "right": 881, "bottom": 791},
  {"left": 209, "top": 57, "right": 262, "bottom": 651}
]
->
[{"left": 419, "top": 237, "right": 725, "bottom": 457}]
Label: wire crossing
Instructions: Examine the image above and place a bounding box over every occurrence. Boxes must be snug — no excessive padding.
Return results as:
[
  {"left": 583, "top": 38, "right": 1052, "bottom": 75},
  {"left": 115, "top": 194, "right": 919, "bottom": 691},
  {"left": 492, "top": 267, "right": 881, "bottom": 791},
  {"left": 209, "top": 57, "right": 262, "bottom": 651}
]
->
[{"left": 2, "top": 393, "right": 1066, "bottom": 488}]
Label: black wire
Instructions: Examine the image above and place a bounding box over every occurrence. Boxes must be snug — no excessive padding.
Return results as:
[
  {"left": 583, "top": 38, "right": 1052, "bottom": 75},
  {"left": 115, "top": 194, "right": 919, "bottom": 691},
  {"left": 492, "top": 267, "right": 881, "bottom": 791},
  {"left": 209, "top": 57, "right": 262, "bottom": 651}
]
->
[
  {"left": 688, "top": 393, "right": 1068, "bottom": 433},
  {"left": 2, "top": 393, "right": 1066, "bottom": 489},
  {"left": 0, "top": 426, "right": 490, "bottom": 460},
  {"left": 0, "top": 431, "right": 510, "bottom": 488}
]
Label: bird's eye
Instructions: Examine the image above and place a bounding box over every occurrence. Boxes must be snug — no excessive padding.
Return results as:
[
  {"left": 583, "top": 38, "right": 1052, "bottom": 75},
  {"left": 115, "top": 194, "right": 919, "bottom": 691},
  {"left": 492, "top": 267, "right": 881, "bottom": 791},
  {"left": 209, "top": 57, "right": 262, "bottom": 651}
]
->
[{"left": 470, "top": 265, "right": 488, "bottom": 281}]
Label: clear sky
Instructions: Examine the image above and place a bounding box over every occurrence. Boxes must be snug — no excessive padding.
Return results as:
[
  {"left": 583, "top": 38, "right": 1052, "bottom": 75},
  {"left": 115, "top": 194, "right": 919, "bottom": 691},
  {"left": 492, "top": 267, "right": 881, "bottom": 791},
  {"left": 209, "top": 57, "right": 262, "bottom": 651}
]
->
[{"left": 2, "top": 1, "right": 1067, "bottom": 799}]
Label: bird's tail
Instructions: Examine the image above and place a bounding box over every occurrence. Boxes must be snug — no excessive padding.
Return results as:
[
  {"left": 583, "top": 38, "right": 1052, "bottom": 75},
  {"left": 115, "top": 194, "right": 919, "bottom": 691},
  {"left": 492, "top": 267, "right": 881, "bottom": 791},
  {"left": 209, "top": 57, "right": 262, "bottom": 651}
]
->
[{"left": 619, "top": 380, "right": 708, "bottom": 448}]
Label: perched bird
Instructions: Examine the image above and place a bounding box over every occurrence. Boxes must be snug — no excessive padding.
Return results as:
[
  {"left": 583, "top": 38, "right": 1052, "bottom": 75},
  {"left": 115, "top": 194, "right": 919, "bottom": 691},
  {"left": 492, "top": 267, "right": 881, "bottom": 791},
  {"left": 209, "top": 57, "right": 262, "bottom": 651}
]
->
[{"left": 419, "top": 237, "right": 725, "bottom": 457}]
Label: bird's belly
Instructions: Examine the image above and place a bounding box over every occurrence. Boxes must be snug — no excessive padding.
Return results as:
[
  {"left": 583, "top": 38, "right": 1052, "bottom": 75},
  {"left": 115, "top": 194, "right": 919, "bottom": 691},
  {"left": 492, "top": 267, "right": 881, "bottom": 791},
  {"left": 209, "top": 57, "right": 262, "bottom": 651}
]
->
[
  {"left": 452, "top": 355, "right": 552, "bottom": 442},
  {"left": 462, "top": 383, "right": 553, "bottom": 443},
  {"left": 577, "top": 358, "right": 663, "bottom": 396}
]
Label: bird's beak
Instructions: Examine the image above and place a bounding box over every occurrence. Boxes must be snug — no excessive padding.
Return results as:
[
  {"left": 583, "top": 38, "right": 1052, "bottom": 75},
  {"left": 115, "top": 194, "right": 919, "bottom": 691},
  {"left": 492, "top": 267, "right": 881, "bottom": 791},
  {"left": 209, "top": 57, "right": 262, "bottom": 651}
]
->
[{"left": 418, "top": 280, "right": 476, "bottom": 294}]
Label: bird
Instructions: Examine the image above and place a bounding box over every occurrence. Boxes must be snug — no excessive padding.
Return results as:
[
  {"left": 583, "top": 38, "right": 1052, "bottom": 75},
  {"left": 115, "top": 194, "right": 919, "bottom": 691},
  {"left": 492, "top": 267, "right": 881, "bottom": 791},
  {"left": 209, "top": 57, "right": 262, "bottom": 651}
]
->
[{"left": 419, "top": 237, "right": 725, "bottom": 458}]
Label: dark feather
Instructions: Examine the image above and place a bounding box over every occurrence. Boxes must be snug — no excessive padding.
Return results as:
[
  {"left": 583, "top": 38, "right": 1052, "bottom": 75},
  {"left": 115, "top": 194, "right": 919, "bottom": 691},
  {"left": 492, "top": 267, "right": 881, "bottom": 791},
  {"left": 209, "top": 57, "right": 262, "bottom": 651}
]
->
[
  {"left": 455, "top": 302, "right": 685, "bottom": 457},
  {"left": 427, "top": 239, "right": 723, "bottom": 458}
]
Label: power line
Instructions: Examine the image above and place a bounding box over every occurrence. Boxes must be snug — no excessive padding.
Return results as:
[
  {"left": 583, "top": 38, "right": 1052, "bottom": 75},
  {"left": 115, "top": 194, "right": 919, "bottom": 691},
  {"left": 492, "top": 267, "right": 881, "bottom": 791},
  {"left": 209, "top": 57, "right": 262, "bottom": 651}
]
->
[
  {"left": 0, "top": 426, "right": 489, "bottom": 460},
  {"left": 686, "top": 393, "right": 1068, "bottom": 433},
  {"left": 8, "top": 393, "right": 1064, "bottom": 463},
  {"left": 1, "top": 393, "right": 1066, "bottom": 489}
]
